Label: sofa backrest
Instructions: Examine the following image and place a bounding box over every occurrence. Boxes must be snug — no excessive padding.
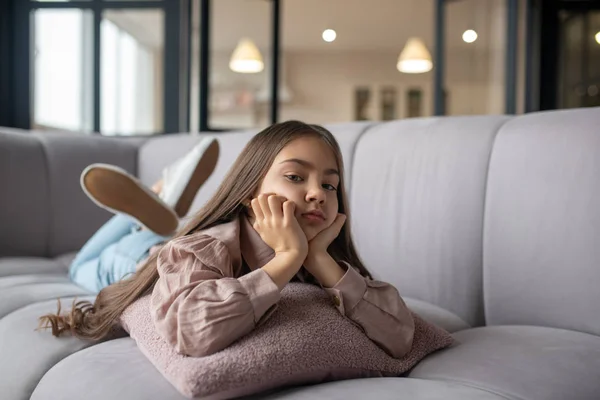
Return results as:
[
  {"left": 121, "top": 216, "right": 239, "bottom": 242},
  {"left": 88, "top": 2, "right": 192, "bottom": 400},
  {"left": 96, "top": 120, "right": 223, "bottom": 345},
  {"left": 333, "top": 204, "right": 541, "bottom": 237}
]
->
[
  {"left": 2, "top": 107, "right": 599, "bottom": 335},
  {"left": 349, "top": 116, "right": 510, "bottom": 327},
  {"left": 0, "top": 130, "right": 144, "bottom": 257},
  {"left": 483, "top": 108, "right": 600, "bottom": 336},
  {"left": 0, "top": 131, "right": 50, "bottom": 257}
]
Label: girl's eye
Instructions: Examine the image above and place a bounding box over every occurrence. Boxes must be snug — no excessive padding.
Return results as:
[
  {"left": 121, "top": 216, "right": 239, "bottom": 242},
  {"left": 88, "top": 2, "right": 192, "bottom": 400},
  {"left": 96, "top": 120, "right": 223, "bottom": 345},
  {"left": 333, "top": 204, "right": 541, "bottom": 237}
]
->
[
  {"left": 323, "top": 184, "right": 337, "bottom": 191},
  {"left": 285, "top": 175, "right": 303, "bottom": 182}
]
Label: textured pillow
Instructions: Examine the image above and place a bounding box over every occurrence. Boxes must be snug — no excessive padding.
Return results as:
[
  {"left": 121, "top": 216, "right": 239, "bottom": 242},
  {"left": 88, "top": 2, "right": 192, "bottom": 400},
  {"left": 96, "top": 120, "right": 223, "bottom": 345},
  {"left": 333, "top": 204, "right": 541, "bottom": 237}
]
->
[{"left": 120, "top": 283, "right": 454, "bottom": 399}]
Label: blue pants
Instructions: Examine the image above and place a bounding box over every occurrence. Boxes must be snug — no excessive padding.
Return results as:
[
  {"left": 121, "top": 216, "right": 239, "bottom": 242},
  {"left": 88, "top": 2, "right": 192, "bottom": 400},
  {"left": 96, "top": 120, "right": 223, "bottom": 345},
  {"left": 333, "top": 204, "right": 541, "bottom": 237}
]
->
[{"left": 69, "top": 214, "right": 170, "bottom": 293}]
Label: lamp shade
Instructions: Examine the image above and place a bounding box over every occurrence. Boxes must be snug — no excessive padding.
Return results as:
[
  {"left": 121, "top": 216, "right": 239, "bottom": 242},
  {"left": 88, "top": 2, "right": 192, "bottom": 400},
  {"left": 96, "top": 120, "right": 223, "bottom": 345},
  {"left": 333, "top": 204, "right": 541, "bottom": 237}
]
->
[
  {"left": 229, "top": 38, "right": 264, "bottom": 73},
  {"left": 397, "top": 38, "right": 433, "bottom": 74}
]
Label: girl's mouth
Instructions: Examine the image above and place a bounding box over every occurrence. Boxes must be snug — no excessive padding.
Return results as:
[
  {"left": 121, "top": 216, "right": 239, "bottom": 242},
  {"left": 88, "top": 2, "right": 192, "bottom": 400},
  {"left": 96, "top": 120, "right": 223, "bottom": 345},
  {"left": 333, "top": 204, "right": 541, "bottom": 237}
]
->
[{"left": 301, "top": 210, "right": 326, "bottom": 222}]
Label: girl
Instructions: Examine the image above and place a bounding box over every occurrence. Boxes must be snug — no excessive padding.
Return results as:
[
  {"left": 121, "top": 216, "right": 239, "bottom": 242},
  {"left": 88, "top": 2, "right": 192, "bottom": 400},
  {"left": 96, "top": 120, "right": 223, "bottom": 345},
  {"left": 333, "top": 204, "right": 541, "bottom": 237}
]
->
[{"left": 40, "top": 121, "right": 416, "bottom": 359}]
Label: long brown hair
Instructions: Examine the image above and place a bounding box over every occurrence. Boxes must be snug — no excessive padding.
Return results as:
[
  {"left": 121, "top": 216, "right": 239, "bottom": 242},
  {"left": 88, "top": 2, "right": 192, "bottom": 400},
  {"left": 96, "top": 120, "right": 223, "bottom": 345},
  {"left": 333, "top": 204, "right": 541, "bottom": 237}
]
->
[{"left": 39, "top": 120, "right": 372, "bottom": 340}]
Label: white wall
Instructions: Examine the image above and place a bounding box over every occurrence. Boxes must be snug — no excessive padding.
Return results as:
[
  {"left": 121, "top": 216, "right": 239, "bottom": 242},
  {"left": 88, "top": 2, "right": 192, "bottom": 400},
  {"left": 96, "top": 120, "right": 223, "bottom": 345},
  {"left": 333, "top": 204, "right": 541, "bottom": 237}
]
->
[
  {"left": 198, "top": 46, "right": 508, "bottom": 129},
  {"left": 276, "top": 50, "right": 433, "bottom": 124}
]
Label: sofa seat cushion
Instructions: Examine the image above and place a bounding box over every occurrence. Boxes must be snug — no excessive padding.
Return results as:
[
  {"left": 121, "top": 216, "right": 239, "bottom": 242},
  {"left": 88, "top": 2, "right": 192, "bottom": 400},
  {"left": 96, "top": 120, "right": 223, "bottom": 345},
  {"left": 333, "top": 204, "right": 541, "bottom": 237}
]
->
[
  {"left": 0, "top": 282, "right": 88, "bottom": 319},
  {"left": 0, "top": 296, "right": 97, "bottom": 400},
  {"left": 0, "top": 274, "right": 71, "bottom": 289},
  {"left": 0, "top": 257, "right": 70, "bottom": 278},
  {"left": 257, "top": 377, "right": 507, "bottom": 400},
  {"left": 32, "top": 338, "right": 187, "bottom": 400},
  {"left": 408, "top": 325, "right": 600, "bottom": 400},
  {"left": 404, "top": 297, "right": 470, "bottom": 333},
  {"left": 54, "top": 252, "right": 77, "bottom": 271},
  {"left": 32, "top": 340, "right": 504, "bottom": 400}
]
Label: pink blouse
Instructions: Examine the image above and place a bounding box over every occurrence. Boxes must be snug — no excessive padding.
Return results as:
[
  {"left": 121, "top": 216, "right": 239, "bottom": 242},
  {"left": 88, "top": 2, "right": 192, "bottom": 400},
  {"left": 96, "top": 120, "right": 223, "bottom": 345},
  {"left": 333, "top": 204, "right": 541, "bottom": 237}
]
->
[{"left": 150, "top": 214, "right": 415, "bottom": 358}]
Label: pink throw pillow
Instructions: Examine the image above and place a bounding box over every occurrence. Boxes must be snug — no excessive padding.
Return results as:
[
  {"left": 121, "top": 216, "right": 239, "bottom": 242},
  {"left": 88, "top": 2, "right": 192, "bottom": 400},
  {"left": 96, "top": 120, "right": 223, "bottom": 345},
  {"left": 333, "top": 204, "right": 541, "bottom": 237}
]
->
[{"left": 120, "top": 283, "right": 454, "bottom": 399}]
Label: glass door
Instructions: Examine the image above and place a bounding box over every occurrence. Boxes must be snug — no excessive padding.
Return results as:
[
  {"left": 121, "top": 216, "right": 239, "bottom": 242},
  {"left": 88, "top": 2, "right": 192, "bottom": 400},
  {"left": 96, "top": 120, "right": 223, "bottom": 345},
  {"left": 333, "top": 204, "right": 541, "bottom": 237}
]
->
[{"left": 557, "top": 10, "right": 600, "bottom": 109}]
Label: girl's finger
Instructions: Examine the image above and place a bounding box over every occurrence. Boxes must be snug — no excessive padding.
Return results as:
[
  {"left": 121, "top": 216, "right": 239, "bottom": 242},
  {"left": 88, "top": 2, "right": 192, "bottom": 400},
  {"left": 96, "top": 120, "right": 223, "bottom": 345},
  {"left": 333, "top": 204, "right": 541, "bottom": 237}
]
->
[
  {"left": 282, "top": 200, "right": 296, "bottom": 223},
  {"left": 250, "top": 198, "right": 264, "bottom": 220},
  {"left": 257, "top": 193, "right": 272, "bottom": 219},
  {"left": 332, "top": 213, "right": 347, "bottom": 233},
  {"left": 335, "top": 213, "right": 347, "bottom": 227},
  {"left": 268, "top": 195, "right": 284, "bottom": 220}
]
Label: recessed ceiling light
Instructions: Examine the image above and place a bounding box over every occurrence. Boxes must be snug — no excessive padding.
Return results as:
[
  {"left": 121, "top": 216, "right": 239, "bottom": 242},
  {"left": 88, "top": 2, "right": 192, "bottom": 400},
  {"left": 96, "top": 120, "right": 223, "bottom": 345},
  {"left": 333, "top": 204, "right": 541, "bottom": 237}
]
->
[
  {"left": 595, "top": 31, "right": 600, "bottom": 45},
  {"left": 463, "top": 29, "right": 478, "bottom": 43},
  {"left": 322, "top": 29, "right": 336, "bottom": 43}
]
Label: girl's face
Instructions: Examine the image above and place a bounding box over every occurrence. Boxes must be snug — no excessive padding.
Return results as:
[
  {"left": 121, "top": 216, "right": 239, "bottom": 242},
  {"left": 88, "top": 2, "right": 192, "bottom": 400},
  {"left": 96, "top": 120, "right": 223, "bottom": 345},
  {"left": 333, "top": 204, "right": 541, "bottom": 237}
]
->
[{"left": 253, "top": 136, "right": 340, "bottom": 241}]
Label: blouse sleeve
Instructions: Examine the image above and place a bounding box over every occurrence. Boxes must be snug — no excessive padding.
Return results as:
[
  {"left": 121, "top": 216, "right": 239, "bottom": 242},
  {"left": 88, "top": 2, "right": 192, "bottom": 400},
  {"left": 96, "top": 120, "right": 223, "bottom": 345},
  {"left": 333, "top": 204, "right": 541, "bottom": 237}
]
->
[
  {"left": 150, "top": 233, "right": 280, "bottom": 357},
  {"left": 322, "top": 262, "right": 415, "bottom": 358}
]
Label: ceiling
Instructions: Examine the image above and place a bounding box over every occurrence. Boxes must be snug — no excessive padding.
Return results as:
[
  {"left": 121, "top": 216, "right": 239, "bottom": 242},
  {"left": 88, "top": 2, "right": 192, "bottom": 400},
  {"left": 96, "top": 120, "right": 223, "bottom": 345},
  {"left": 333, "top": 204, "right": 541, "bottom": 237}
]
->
[
  {"left": 106, "top": 1, "right": 600, "bottom": 54},
  {"left": 106, "top": 0, "right": 600, "bottom": 55},
  {"left": 211, "top": 0, "right": 437, "bottom": 51},
  {"left": 109, "top": 0, "right": 515, "bottom": 53},
  {"left": 209, "top": 0, "right": 507, "bottom": 52}
]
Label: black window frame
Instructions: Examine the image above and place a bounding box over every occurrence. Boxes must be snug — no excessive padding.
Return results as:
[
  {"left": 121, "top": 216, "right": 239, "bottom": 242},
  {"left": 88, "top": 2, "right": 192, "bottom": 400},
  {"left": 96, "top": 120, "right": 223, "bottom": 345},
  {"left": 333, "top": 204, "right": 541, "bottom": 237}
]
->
[
  {"left": 196, "top": 0, "right": 280, "bottom": 132},
  {"left": 11, "top": 0, "right": 186, "bottom": 134}
]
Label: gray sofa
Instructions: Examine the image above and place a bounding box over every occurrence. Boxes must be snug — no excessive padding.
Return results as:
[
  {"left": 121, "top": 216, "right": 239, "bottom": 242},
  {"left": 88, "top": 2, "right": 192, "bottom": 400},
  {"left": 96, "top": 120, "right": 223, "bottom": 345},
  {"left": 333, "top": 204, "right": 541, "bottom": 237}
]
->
[{"left": 1, "top": 108, "right": 599, "bottom": 400}]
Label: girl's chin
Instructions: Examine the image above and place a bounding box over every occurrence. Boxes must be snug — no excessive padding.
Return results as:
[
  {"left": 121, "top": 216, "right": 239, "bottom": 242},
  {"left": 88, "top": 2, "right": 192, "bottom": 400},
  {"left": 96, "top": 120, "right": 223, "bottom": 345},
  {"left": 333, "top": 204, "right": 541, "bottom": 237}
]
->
[{"left": 301, "top": 225, "right": 323, "bottom": 241}]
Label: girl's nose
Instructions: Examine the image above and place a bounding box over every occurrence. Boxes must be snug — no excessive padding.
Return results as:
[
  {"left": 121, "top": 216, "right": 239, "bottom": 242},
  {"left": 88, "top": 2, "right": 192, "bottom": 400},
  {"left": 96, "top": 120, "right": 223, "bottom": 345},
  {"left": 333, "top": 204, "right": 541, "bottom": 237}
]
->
[{"left": 306, "top": 186, "right": 326, "bottom": 204}]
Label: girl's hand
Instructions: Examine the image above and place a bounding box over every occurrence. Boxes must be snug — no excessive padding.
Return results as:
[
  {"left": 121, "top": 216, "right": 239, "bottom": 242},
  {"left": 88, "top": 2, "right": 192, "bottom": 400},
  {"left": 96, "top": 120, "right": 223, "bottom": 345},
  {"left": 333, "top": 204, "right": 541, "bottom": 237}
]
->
[
  {"left": 251, "top": 194, "right": 308, "bottom": 260},
  {"left": 307, "top": 213, "right": 346, "bottom": 258},
  {"left": 303, "top": 214, "right": 347, "bottom": 287}
]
